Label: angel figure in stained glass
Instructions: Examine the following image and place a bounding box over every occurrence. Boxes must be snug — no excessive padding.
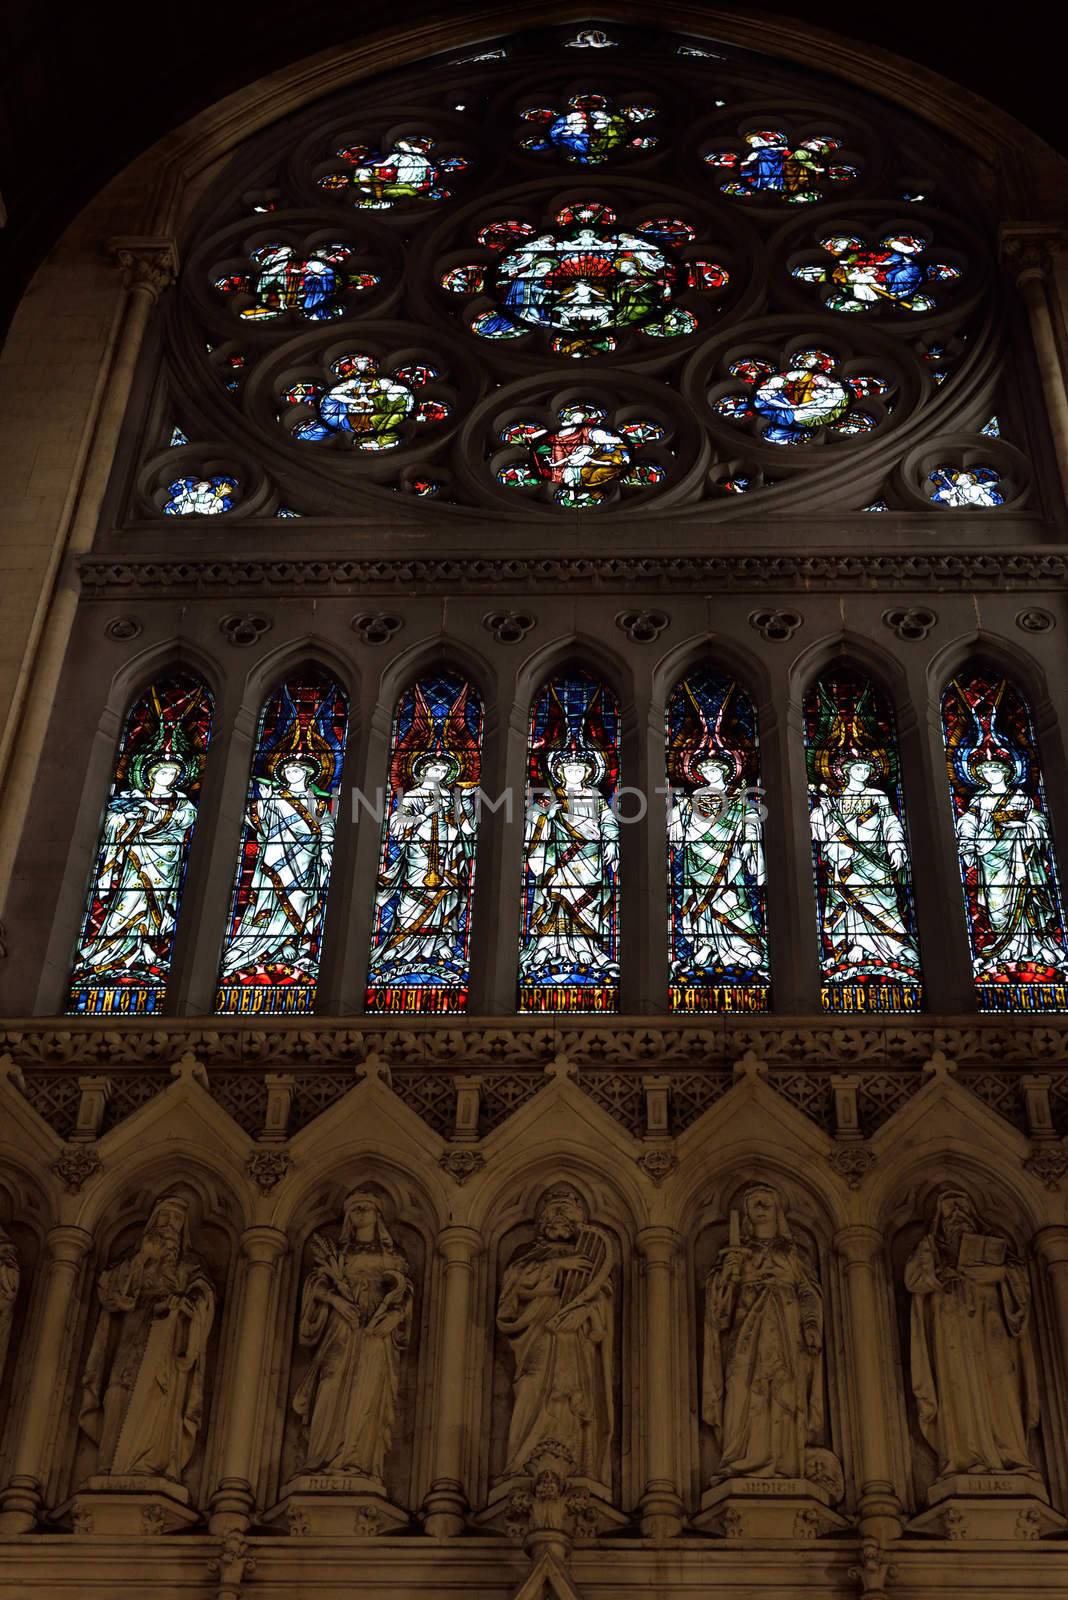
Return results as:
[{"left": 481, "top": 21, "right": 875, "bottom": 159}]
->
[
  {"left": 670, "top": 753, "right": 766, "bottom": 973},
  {"left": 522, "top": 750, "right": 620, "bottom": 988}
]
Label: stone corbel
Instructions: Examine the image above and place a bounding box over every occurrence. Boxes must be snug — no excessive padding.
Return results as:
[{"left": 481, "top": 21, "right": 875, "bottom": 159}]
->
[
  {"left": 208, "top": 1531, "right": 256, "bottom": 1600},
  {"left": 497, "top": 1442, "right": 625, "bottom": 1560},
  {"left": 848, "top": 1539, "right": 896, "bottom": 1598}
]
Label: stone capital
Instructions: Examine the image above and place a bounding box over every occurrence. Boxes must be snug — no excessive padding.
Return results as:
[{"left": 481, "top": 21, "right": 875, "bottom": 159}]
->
[
  {"left": 1034, "top": 1225, "right": 1068, "bottom": 1267},
  {"left": 239, "top": 1224, "right": 288, "bottom": 1265},
  {"left": 834, "top": 1224, "right": 884, "bottom": 1266},
  {"left": 436, "top": 1224, "right": 482, "bottom": 1265},
  {"left": 109, "top": 236, "right": 179, "bottom": 297},
  {"left": 44, "top": 1224, "right": 94, "bottom": 1266},
  {"left": 636, "top": 1225, "right": 682, "bottom": 1263},
  {"left": 1000, "top": 224, "right": 1068, "bottom": 283}
]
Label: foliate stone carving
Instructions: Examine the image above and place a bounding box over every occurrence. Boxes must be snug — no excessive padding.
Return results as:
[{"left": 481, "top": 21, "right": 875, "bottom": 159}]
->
[
  {"left": 826, "top": 1144, "right": 877, "bottom": 1189},
  {"left": 247, "top": 1148, "right": 293, "bottom": 1193},
  {"left": 1017, "top": 1504, "right": 1043, "bottom": 1538},
  {"left": 71, "top": 1505, "right": 94, "bottom": 1535},
  {"left": 109, "top": 238, "right": 179, "bottom": 298},
  {"left": 492, "top": 1441, "right": 623, "bottom": 1555},
  {"left": 848, "top": 1539, "right": 896, "bottom": 1597},
  {"left": 294, "top": 1191, "right": 412, "bottom": 1481},
  {"left": 794, "top": 1507, "right": 821, "bottom": 1538},
  {"left": 79, "top": 1195, "right": 215, "bottom": 1486},
  {"left": 723, "top": 1506, "right": 743, "bottom": 1539},
  {"left": 354, "top": 1505, "right": 384, "bottom": 1537},
  {"left": 286, "top": 1505, "right": 310, "bottom": 1536},
  {"left": 51, "top": 1144, "right": 102, "bottom": 1194},
  {"left": 1000, "top": 225, "right": 1067, "bottom": 280},
  {"left": 0, "top": 1224, "right": 20, "bottom": 1387},
  {"left": 208, "top": 1531, "right": 256, "bottom": 1582},
  {"left": 497, "top": 1183, "right": 614, "bottom": 1491},
  {"left": 1024, "top": 1143, "right": 1068, "bottom": 1191},
  {"left": 140, "top": 1503, "right": 167, "bottom": 1536},
  {"left": 439, "top": 1148, "right": 486, "bottom": 1185},
  {"left": 905, "top": 1188, "right": 1040, "bottom": 1483},
  {"left": 942, "top": 1506, "right": 968, "bottom": 1539},
  {"left": 636, "top": 1148, "right": 678, "bottom": 1186}
]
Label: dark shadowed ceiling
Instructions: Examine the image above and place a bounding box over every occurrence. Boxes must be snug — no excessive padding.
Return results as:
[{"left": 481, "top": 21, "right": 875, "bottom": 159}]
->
[{"left": 0, "top": 1, "right": 1059, "bottom": 341}]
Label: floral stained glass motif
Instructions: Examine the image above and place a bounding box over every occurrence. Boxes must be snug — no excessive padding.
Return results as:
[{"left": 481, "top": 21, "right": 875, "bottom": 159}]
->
[
  {"left": 792, "top": 233, "right": 961, "bottom": 313},
  {"left": 667, "top": 668, "right": 769, "bottom": 1012},
  {"left": 366, "top": 674, "right": 484, "bottom": 1014},
  {"left": 284, "top": 354, "right": 448, "bottom": 449},
  {"left": 942, "top": 668, "right": 1068, "bottom": 1011},
  {"left": 213, "top": 244, "right": 378, "bottom": 322},
  {"left": 712, "top": 347, "right": 889, "bottom": 446},
  {"left": 519, "top": 93, "right": 657, "bottom": 164},
  {"left": 68, "top": 675, "right": 213, "bottom": 1016},
  {"left": 164, "top": 476, "right": 238, "bottom": 515},
  {"left": 498, "top": 403, "right": 665, "bottom": 507},
  {"left": 519, "top": 672, "right": 621, "bottom": 1012},
  {"left": 445, "top": 201, "right": 726, "bottom": 356},
  {"left": 216, "top": 675, "right": 348, "bottom": 1015},
  {"left": 705, "top": 129, "right": 858, "bottom": 204},
  {"left": 805, "top": 670, "right": 923, "bottom": 1013},
  {"left": 318, "top": 136, "right": 468, "bottom": 208},
  {"left": 927, "top": 465, "right": 1004, "bottom": 508}
]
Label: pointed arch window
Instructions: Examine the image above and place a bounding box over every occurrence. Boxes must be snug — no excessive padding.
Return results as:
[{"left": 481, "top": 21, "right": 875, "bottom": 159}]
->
[
  {"left": 518, "top": 669, "right": 620, "bottom": 1013},
  {"left": 804, "top": 667, "right": 923, "bottom": 1012},
  {"left": 215, "top": 671, "right": 348, "bottom": 1015},
  {"left": 942, "top": 664, "right": 1068, "bottom": 1011},
  {"left": 666, "top": 666, "right": 769, "bottom": 1012},
  {"left": 366, "top": 670, "right": 484, "bottom": 1014},
  {"left": 68, "top": 672, "right": 213, "bottom": 1015}
]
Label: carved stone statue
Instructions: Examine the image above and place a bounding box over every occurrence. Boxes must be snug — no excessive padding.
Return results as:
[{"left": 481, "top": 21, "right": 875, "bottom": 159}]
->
[
  {"left": 905, "top": 1187, "right": 1040, "bottom": 1480},
  {"left": 0, "top": 1224, "right": 19, "bottom": 1387},
  {"left": 496, "top": 1182, "right": 614, "bottom": 1488},
  {"left": 79, "top": 1195, "right": 215, "bottom": 1483},
  {"left": 702, "top": 1183, "right": 829, "bottom": 1483},
  {"left": 293, "top": 1190, "right": 413, "bottom": 1480}
]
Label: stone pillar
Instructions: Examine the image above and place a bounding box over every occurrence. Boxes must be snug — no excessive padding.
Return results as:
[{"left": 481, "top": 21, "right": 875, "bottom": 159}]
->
[
  {"left": 1002, "top": 227, "right": 1068, "bottom": 505},
  {"left": 1034, "top": 1227, "right": 1068, "bottom": 1386},
  {"left": 0, "top": 1224, "right": 92, "bottom": 1534},
  {"left": 636, "top": 1226, "right": 685, "bottom": 1539},
  {"left": 423, "top": 1225, "right": 481, "bottom": 1538},
  {"left": 209, "top": 1225, "right": 288, "bottom": 1535},
  {"left": 835, "top": 1226, "right": 903, "bottom": 1542}
]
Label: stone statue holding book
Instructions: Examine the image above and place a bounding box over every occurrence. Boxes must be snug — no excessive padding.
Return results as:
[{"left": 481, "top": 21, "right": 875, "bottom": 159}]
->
[{"left": 905, "top": 1187, "right": 1040, "bottom": 1481}]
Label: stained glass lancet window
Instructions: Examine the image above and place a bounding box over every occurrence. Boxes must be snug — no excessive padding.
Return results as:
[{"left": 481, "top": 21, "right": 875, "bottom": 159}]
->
[
  {"left": 942, "top": 665, "right": 1068, "bottom": 1011},
  {"left": 366, "top": 672, "right": 484, "bottom": 1014},
  {"left": 215, "top": 673, "right": 348, "bottom": 1015},
  {"left": 518, "top": 670, "right": 620, "bottom": 1012},
  {"left": 666, "top": 667, "right": 769, "bottom": 1012},
  {"left": 68, "top": 673, "right": 213, "bottom": 1015},
  {"left": 804, "top": 669, "right": 923, "bottom": 1012}
]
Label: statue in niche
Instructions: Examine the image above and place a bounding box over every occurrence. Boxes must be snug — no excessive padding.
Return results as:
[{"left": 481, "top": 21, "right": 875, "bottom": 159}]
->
[
  {"left": 79, "top": 1195, "right": 215, "bottom": 1483},
  {"left": 497, "top": 1182, "right": 614, "bottom": 1487},
  {"left": 905, "top": 1187, "right": 1040, "bottom": 1480},
  {"left": 0, "top": 1224, "right": 19, "bottom": 1386},
  {"left": 703, "top": 1183, "right": 837, "bottom": 1489},
  {"left": 294, "top": 1190, "right": 413, "bottom": 1480}
]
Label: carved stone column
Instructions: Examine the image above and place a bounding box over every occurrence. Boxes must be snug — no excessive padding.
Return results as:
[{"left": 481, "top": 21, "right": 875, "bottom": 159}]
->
[
  {"left": 209, "top": 1225, "right": 288, "bottom": 1535},
  {"left": 1001, "top": 226, "right": 1068, "bottom": 505},
  {"left": 834, "top": 1226, "right": 903, "bottom": 1542},
  {"left": 423, "top": 1225, "right": 481, "bottom": 1537},
  {"left": 0, "top": 1225, "right": 92, "bottom": 1534},
  {"left": 636, "top": 1226, "right": 685, "bottom": 1539},
  {"left": 1035, "top": 1226, "right": 1068, "bottom": 1389}
]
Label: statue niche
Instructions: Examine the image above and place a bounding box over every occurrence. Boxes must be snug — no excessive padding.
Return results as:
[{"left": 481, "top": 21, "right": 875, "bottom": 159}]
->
[
  {"left": 267, "top": 1189, "right": 416, "bottom": 1537},
  {"left": 70, "top": 1193, "right": 218, "bottom": 1534},
  {"left": 694, "top": 1182, "right": 846, "bottom": 1539},
  {"left": 901, "top": 1186, "right": 1066, "bottom": 1539}
]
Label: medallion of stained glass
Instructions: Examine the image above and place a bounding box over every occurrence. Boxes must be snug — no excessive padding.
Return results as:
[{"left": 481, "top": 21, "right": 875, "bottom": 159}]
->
[
  {"left": 804, "top": 670, "right": 923, "bottom": 1012},
  {"left": 519, "top": 93, "right": 657, "bottom": 163},
  {"left": 942, "top": 668, "right": 1068, "bottom": 1011},
  {"left": 366, "top": 673, "right": 484, "bottom": 1014},
  {"left": 216, "top": 675, "right": 347, "bottom": 1015},
  {"left": 712, "top": 347, "right": 888, "bottom": 445},
  {"left": 213, "top": 242, "right": 379, "bottom": 322},
  {"left": 666, "top": 668, "right": 769, "bottom": 1012},
  {"left": 283, "top": 354, "right": 448, "bottom": 449},
  {"left": 318, "top": 136, "right": 468, "bottom": 208},
  {"left": 498, "top": 403, "right": 665, "bottom": 507},
  {"left": 705, "top": 129, "right": 858, "bottom": 203},
  {"left": 792, "top": 233, "right": 961, "bottom": 313},
  {"left": 68, "top": 674, "right": 213, "bottom": 1015},
  {"left": 519, "top": 671, "right": 620, "bottom": 1012},
  {"left": 164, "top": 476, "right": 238, "bottom": 515},
  {"left": 927, "top": 465, "right": 1004, "bottom": 508}
]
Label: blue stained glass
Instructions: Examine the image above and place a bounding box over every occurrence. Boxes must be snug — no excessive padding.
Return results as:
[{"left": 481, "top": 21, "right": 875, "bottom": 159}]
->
[
  {"left": 942, "top": 666, "right": 1068, "bottom": 1012},
  {"left": 667, "top": 668, "right": 769, "bottom": 1012},
  {"left": 366, "top": 673, "right": 484, "bottom": 1014},
  {"left": 519, "top": 671, "right": 620, "bottom": 1012},
  {"left": 216, "top": 674, "right": 347, "bottom": 1015},
  {"left": 68, "top": 674, "right": 214, "bottom": 1015},
  {"left": 804, "top": 670, "right": 923, "bottom": 1012}
]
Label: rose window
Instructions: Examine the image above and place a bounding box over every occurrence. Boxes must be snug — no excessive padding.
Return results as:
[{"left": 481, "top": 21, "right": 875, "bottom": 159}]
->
[
  {"left": 518, "top": 92, "right": 658, "bottom": 164},
  {"left": 494, "top": 400, "right": 668, "bottom": 507},
  {"left": 279, "top": 353, "right": 451, "bottom": 451},
  {"left": 315, "top": 134, "right": 469, "bottom": 209},
  {"left": 927, "top": 465, "right": 1004, "bottom": 508},
  {"left": 163, "top": 475, "right": 239, "bottom": 515},
  {"left": 791, "top": 231, "right": 962, "bottom": 313},
  {"left": 709, "top": 346, "right": 892, "bottom": 446},
  {"left": 439, "top": 200, "right": 730, "bottom": 358},
  {"left": 704, "top": 128, "right": 859, "bottom": 204},
  {"left": 212, "top": 241, "right": 381, "bottom": 324}
]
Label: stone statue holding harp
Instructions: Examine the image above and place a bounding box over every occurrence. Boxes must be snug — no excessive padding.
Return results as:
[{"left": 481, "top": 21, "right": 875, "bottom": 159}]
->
[{"left": 496, "top": 1182, "right": 614, "bottom": 1488}]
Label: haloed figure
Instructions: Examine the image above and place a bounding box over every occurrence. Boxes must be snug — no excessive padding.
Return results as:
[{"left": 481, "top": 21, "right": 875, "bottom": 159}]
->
[
  {"left": 670, "top": 754, "right": 766, "bottom": 975},
  {"left": 957, "top": 757, "right": 1066, "bottom": 973},
  {"left": 522, "top": 753, "right": 619, "bottom": 986}
]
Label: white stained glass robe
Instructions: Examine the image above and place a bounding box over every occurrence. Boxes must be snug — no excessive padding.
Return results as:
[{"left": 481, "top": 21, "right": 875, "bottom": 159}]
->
[
  {"left": 220, "top": 782, "right": 335, "bottom": 978},
  {"left": 809, "top": 783, "right": 919, "bottom": 979},
  {"left": 670, "top": 789, "right": 766, "bottom": 973},
  {"left": 521, "top": 785, "right": 619, "bottom": 983},
  {"left": 368, "top": 782, "right": 477, "bottom": 981},
  {"left": 956, "top": 786, "right": 1067, "bottom": 971}
]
